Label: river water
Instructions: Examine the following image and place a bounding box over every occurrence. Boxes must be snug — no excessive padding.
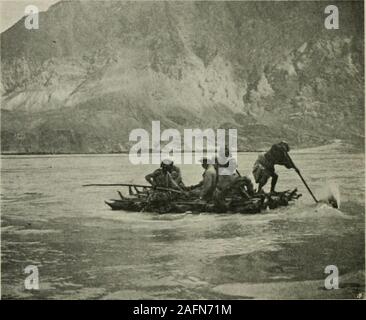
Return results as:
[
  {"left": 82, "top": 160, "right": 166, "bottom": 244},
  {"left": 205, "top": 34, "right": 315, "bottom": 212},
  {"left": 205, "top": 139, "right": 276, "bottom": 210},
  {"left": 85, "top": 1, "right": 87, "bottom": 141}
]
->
[{"left": 1, "top": 152, "right": 364, "bottom": 299}]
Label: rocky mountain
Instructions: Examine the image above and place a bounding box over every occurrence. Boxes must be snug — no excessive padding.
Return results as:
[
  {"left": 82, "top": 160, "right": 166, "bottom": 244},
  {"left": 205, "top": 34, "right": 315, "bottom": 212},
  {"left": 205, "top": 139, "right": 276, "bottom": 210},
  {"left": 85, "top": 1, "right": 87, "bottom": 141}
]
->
[{"left": 1, "top": 0, "right": 364, "bottom": 153}]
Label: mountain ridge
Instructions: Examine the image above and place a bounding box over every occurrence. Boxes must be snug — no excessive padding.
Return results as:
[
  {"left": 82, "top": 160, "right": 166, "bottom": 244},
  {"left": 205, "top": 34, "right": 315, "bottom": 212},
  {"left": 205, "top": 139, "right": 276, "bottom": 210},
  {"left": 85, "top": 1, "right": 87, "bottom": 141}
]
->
[{"left": 1, "top": 0, "right": 364, "bottom": 153}]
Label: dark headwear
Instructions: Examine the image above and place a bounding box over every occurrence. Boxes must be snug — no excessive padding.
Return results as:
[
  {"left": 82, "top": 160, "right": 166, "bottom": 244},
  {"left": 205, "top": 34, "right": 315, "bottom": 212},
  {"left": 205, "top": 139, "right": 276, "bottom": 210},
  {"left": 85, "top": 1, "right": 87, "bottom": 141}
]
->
[
  {"left": 279, "top": 141, "right": 290, "bottom": 152},
  {"left": 161, "top": 159, "right": 173, "bottom": 168},
  {"left": 199, "top": 157, "right": 209, "bottom": 164}
]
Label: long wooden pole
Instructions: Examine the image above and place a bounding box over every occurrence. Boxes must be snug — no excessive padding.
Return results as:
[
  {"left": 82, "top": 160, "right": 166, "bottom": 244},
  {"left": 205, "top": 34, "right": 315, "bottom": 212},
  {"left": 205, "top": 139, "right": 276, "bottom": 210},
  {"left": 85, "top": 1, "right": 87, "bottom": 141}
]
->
[
  {"left": 82, "top": 183, "right": 184, "bottom": 194},
  {"left": 286, "top": 154, "right": 318, "bottom": 203}
]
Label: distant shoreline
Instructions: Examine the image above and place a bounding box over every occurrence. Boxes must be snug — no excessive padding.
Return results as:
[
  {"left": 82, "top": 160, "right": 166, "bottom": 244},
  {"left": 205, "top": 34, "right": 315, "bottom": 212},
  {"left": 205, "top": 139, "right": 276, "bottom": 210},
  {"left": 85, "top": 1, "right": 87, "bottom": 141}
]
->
[
  {"left": 1, "top": 140, "right": 363, "bottom": 156},
  {"left": 0, "top": 150, "right": 265, "bottom": 156},
  {"left": 1, "top": 146, "right": 364, "bottom": 157}
]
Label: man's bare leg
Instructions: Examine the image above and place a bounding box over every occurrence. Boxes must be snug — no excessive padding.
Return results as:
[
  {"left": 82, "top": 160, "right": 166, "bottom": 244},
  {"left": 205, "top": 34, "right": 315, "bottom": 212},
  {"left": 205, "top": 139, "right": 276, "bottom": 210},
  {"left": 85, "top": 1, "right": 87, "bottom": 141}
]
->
[
  {"left": 270, "top": 173, "right": 278, "bottom": 193},
  {"left": 257, "top": 181, "right": 265, "bottom": 193}
]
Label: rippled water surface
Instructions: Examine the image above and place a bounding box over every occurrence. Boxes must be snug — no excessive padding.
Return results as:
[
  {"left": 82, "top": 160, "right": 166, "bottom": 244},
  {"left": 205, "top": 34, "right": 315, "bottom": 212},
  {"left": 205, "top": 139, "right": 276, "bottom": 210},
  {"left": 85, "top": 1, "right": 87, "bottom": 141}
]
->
[{"left": 1, "top": 152, "right": 364, "bottom": 299}]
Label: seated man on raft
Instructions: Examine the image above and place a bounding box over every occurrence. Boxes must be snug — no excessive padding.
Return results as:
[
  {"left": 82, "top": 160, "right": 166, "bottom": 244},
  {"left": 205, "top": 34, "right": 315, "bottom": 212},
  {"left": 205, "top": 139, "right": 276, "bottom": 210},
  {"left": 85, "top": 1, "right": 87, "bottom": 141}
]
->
[
  {"left": 187, "top": 157, "right": 217, "bottom": 201},
  {"left": 145, "top": 159, "right": 185, "bottom": 191},
  {"left": 213, "top": 147, "right": 254, "bottom": 211}
]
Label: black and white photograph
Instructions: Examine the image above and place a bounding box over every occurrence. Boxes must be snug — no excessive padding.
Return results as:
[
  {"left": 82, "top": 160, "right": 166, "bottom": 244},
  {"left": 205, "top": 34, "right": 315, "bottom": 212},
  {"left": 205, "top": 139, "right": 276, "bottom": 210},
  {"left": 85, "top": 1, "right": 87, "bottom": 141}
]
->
[{"left": 0, "top": 0, "right": 364, "bottom": 302}]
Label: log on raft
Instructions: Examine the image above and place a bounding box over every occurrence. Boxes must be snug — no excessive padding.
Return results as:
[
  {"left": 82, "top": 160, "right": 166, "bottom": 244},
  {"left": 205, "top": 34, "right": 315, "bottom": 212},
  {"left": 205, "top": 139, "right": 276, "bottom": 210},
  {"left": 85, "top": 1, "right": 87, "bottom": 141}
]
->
[{"left": 104, "top": 188, "right": 302, "bottom": 214}]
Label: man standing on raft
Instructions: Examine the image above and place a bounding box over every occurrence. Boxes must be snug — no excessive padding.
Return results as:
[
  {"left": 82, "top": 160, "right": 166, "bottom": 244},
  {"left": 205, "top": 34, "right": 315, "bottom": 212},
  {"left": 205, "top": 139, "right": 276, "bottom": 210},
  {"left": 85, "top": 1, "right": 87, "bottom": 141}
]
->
[{"left": 252, "top": 141, "right": 297, "bottom": 193}]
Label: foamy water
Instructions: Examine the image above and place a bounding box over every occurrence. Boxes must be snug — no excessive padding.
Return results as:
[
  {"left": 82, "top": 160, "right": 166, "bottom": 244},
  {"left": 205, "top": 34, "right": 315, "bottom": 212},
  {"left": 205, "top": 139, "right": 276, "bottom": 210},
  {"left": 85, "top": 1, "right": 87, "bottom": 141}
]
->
[{"left": 1, "top": 152, "right": 364, "bottom": 299}]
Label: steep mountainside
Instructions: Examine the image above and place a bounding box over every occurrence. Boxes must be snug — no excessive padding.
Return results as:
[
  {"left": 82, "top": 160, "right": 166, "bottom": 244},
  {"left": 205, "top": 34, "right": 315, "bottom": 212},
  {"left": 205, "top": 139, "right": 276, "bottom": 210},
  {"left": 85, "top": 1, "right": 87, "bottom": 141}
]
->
[{"left": 1, "top": 0, "right": 364, "bottom": 153}]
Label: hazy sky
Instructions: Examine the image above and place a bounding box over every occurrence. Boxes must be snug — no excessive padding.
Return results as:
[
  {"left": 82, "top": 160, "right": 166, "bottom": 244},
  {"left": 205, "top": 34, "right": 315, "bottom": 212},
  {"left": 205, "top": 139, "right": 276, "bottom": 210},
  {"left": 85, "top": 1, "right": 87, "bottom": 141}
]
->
[{"left": 0, "top": 0, "right": 60, "bottom": 32}]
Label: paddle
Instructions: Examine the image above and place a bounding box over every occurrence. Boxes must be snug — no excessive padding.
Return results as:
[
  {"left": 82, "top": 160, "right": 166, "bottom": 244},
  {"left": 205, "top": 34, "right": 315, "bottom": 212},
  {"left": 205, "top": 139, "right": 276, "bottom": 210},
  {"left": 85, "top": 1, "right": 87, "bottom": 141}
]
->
[
  {"left": 82, "top": 183, "right": 184, "bottom": 194},
  {"left": 285, "top": 153, "right": 318, "bottom": 203}
]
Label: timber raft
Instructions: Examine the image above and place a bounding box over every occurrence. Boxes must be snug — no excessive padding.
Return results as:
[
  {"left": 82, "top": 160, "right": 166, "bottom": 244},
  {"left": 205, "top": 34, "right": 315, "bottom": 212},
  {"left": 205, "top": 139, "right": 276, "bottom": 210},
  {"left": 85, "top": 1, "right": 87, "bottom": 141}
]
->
[{"left": 105, "top": 186, "right": 302, "bottom": 214}]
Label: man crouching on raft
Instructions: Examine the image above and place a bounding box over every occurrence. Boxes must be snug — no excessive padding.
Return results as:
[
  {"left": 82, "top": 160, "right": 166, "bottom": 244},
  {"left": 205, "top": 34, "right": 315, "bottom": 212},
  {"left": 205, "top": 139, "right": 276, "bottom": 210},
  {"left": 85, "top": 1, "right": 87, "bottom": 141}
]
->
[
  {"left": 145, "top": 159, "right": 184, "bottom": 191},
  {"left": 252, "top": 141, "right": 297, "bottom": 193}
]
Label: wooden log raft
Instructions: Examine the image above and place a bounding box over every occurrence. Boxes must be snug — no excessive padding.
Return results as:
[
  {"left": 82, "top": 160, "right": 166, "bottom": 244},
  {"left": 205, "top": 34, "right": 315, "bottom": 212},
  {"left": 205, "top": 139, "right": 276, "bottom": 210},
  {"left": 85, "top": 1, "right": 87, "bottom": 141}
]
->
[{"left": 104, "top": 187, "right": 302, "bottom": 214}]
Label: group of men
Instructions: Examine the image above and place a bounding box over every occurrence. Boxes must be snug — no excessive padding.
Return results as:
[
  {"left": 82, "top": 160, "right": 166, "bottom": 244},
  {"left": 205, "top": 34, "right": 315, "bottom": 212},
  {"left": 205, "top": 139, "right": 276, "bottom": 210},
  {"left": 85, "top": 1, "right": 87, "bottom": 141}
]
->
[{"left": 145, "top": 141, "right": 296, "bottom": 204}]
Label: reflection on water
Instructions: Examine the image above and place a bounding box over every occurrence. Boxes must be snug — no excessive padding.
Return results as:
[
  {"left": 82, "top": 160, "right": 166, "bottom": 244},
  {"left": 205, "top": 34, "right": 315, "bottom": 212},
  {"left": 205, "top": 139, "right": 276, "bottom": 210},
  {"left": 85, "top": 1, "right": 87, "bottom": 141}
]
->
[{"left": 1, "top": 153, "right": 365, "bottom": 299}]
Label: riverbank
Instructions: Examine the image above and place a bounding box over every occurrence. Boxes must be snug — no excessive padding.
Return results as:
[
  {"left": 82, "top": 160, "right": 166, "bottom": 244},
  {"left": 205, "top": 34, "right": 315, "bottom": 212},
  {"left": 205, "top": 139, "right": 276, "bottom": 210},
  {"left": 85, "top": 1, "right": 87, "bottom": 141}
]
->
[{"left": 1, "top": 140, "right": 364, "bottom": 157}]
